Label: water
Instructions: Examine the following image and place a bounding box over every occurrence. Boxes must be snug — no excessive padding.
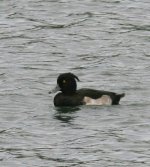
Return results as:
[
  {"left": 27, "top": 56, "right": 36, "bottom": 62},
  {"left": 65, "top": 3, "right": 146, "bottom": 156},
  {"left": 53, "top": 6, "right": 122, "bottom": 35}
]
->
[{"left": 0, "top": 0, "right": 150, "bottom": 166}]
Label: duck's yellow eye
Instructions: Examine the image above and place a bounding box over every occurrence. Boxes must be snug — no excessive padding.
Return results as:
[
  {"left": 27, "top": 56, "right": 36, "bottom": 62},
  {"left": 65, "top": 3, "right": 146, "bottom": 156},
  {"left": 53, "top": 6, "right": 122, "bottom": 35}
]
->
[{"left": 63, "top": 80, "right": 66, "bottom": 84}]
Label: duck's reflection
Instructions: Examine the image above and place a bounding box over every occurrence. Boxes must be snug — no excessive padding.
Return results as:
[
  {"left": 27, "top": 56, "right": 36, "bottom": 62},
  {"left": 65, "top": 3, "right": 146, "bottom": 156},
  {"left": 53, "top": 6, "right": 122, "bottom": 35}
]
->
[
  {"left": 53, "top": 106, "right": 80, "bottom": 123},
  {"left": 55, "top": 106, "right": 80, "bottom": 113}
]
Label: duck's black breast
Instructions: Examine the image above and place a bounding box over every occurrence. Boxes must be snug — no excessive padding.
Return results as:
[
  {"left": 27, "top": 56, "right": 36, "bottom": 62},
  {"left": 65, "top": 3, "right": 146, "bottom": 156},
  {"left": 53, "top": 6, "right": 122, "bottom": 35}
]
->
[
  {"left": 54, "top": 92, "right": 84, "bottom": 106},
  {"left": 54, "top": 88, "right": 124, "bottom": 106}
]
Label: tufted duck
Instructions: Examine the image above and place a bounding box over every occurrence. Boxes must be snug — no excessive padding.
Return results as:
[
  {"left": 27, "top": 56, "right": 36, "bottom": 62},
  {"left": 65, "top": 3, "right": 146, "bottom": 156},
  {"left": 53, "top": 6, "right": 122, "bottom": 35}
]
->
[{"left": 50, "top": 73, "right": 125, "bottom": 106}]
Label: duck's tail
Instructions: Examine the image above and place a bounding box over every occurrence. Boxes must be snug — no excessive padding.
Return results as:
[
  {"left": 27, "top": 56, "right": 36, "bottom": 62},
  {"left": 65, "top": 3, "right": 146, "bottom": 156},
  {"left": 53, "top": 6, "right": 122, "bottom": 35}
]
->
[{"left": 113, "top": 93, "right": 125, "bottom": 105}]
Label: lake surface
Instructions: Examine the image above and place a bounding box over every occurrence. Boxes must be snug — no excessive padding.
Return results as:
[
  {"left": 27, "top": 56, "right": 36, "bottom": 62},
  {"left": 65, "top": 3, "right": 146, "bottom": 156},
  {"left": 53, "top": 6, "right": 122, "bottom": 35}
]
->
[{"left": 0, "top": 0, "right": 150, "bottom": 166}]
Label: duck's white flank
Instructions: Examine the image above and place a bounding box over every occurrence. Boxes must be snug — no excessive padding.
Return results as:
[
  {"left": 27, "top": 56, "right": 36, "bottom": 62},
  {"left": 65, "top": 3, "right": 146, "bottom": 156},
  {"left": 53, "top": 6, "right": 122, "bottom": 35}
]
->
[{"left": 83, "top": 95, "right": 112, "bottom": 105}]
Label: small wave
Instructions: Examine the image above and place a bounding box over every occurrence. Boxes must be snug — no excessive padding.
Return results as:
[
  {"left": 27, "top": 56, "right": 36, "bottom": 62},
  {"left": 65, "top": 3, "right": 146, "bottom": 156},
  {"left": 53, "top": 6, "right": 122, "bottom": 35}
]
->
[
  {"left": 68, "top": 12, "right": 93, "bottom": 17},
  {"left": 120, "top": 24, "right": 150, "bottom": 31},
  {"left": 35, "top": 18, "right": 88, "bottom": 29}
]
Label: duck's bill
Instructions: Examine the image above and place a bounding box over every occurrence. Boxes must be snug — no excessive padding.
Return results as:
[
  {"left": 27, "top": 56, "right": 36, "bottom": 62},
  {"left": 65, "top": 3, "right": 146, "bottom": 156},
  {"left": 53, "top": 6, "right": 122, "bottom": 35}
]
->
[{"left": 49, "top": 84, "right": 60, "bottom": 94}]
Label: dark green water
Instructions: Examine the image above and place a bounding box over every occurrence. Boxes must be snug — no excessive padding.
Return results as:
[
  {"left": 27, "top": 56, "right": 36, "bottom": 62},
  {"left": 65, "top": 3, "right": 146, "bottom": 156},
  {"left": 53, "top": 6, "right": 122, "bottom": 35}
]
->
[{"left": 0, "top": 0, "right": 150, "bottom": 166}]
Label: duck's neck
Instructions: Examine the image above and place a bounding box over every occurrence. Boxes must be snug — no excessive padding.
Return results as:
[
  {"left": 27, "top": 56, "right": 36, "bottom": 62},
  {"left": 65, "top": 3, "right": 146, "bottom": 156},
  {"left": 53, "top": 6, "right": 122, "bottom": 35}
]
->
[{"left": 63, "top": 90, "right": 76, "bottom": 96}]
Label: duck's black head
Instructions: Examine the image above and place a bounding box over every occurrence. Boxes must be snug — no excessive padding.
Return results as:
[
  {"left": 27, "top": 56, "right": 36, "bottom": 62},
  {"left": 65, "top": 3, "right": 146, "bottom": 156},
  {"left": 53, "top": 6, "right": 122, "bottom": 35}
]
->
[{"left": 57, "top": 73, "right": 80, "bottom": 95}]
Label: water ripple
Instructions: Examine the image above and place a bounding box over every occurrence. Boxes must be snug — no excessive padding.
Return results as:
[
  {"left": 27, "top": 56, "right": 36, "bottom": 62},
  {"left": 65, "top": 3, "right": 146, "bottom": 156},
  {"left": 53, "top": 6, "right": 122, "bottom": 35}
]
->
[{"left": 1, "top": 0, "right": 150, "bottom": 166}]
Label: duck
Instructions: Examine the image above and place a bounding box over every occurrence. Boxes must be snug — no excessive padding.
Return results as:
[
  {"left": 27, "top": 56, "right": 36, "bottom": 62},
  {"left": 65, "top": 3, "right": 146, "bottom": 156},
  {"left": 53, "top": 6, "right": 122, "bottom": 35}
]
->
[{"left": 50, "top": 72, "right": 125, "bottom": 106}]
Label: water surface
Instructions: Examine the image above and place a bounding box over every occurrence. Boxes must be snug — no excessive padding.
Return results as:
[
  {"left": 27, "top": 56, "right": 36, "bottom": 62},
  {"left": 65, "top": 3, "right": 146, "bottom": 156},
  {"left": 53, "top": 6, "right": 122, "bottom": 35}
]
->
[{"left": 0, "top": 0, "right": 150, "bottom": 166}]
